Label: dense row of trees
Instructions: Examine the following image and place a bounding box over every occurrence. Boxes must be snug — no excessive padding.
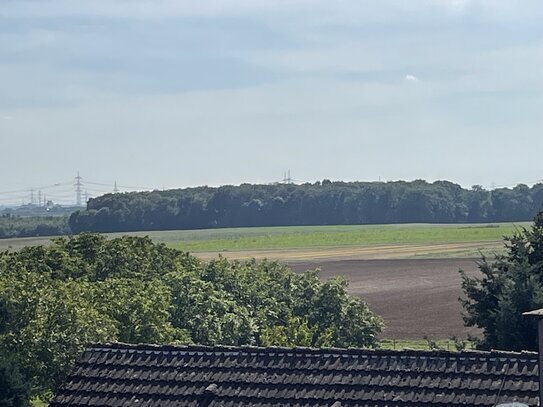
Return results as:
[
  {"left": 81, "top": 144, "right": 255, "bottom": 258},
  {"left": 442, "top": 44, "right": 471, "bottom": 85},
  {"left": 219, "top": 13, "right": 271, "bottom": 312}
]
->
[
  {"left": 0, "top": 214, "right": 70, "bottom": 239},
  {"left": 69, "top": 180, "right": 543, "bottom": 233},
  {"left": 2, "top": 180, "right": 541, "bottom": 239},
  {"left": 461, "top": 210, "right": 543, "bottom": 351},
  {"left": 0, "top": 234, "right": 381, "bottom": 402}
]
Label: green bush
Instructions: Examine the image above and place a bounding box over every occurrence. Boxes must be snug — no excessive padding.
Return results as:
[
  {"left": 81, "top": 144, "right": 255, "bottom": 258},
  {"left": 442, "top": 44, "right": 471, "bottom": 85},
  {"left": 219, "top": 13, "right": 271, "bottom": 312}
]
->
[
  {"left": 0, "top": 354, "right": 30, "bottom": 407},
  {"left": 0, "top": 233, "right": 382, "bottom": 399},
  {"left": 461, "top": 210, "right": 543, "bottom": 351}
]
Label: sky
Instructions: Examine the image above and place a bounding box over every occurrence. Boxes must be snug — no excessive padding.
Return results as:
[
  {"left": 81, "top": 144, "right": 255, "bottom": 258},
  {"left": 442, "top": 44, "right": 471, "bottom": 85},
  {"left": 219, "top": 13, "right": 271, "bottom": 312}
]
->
[{"left": 1, "top": 0, "right": 543, "bottom": 204}]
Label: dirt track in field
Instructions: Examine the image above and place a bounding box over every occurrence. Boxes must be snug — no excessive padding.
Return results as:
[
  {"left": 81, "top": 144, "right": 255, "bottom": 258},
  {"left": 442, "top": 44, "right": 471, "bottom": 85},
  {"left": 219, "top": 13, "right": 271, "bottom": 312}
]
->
[{"left": 194, "top": 241, "right": 501, "bottom": 262}]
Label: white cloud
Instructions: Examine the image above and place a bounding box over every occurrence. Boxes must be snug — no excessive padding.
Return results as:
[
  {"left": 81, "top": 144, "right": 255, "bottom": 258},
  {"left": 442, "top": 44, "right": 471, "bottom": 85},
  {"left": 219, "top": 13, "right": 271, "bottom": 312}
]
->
[{"left": 404, "top": 74, "right": 420, "bottom": 82}]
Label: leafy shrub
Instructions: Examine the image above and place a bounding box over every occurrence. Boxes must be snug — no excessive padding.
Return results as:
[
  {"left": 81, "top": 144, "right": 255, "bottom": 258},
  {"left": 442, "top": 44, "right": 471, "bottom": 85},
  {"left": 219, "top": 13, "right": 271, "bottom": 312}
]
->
[{"left": 0, "top": 234, "right": 382, "bottom": 399}]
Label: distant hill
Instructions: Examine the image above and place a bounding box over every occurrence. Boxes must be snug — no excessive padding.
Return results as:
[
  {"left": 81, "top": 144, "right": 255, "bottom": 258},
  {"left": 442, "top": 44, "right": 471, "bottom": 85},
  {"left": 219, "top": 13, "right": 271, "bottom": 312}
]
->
[{"left": 68, "top": 180, "right": 543, "bottom": 233}]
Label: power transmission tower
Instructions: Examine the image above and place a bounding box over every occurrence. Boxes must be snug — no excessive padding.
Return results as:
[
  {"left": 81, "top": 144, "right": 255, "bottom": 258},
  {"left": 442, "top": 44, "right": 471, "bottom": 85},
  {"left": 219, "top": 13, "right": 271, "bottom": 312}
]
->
[
  {"left": 74, "top": 172, "right": 83, "bottom": 206},
  {"left": 38, "top": 190, "right": 42, "bottom": 207},
  {"left": 30, "top": 188, "right": 35, "bottom": 205},
  {"left": 113, "top": 181, "right": 119, "bottom": 194},
  {"left": 282, "top": 170, "right": 293, "bottom": 184}
]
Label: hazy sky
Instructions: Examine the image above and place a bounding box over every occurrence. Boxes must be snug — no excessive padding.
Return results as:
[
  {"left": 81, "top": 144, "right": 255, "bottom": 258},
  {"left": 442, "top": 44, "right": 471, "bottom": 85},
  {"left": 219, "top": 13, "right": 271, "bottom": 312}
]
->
[{"left": 1, "top": 0, "right": 543, "bottom": 203}]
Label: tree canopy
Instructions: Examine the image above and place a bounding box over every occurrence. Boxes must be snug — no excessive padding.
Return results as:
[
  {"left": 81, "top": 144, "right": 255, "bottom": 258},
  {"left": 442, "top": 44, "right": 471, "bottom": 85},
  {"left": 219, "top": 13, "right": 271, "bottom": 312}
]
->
[
  {"left": 0, "top": 214, "right": 70, "bottom": 239},
  {"left": 69, "top": 181, "right": 543, "bottom": 234},
  {"left": 460, "top": 211, "right": 543, "bottom": 351},
  {"left": 0, "top": 234, "right": 382, "bottom": 400}
]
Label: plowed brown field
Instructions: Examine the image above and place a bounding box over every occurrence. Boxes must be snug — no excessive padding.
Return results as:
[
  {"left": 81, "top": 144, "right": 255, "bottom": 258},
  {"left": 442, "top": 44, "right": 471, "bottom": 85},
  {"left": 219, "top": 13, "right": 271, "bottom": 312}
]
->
[
  {"left": 290, "top": 258, "right": 480, "bottom": 340},
  {"left": 193, "top": 245, "right": 486, "bottom": 340}
]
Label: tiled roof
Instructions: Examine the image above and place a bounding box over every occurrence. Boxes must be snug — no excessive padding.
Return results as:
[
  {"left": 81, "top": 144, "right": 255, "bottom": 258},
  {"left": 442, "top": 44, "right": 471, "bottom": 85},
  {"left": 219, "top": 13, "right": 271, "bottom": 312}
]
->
[{"left": 50, "top": 343, "right": 539, "bottom": 407}]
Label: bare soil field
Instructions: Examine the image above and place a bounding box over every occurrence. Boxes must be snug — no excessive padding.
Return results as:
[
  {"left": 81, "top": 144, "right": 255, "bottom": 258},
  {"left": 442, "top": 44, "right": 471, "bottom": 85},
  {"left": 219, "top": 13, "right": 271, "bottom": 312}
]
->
[
  {"left": 193, "top": 244, "right": 485, "bottom": 340},
  {"left": 193, "top": 243, "right": 491, "bottom": 340},
  {"left": 289, "top": 258, "right": 481, "bottom": 340}
]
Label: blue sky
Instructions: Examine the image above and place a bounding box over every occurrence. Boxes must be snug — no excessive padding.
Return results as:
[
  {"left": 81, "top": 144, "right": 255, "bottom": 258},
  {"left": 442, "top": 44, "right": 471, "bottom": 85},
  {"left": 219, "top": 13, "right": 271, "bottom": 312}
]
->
[{"left": 1, "top": 0, "right": 543, "bottom": 203}]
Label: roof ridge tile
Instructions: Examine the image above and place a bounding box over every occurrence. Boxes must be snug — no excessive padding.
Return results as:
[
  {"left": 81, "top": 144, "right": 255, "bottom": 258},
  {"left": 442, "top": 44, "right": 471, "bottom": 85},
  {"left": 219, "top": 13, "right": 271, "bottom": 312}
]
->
[{"left": 86, "top": 342, "right": 538, "bottom": 359}]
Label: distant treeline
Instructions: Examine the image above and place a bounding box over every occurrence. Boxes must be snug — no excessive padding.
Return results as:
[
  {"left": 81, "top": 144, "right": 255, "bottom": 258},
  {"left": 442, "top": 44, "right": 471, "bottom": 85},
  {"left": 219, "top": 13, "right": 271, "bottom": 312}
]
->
[
  {"left": 0, "top": 214, "right": 70, "bottom": 239},
  {"left": 68, "top": 180, "right": 543, "bottom": 233}
]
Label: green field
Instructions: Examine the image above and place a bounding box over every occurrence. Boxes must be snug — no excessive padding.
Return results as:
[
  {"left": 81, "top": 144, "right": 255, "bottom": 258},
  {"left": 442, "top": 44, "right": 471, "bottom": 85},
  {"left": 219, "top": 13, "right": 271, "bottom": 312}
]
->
[
  {"left": 160, "top": 223, "right": 525, "bottom": 252},
  {"left": 0, "top": 222, "right": 527, "bottom": 254}
]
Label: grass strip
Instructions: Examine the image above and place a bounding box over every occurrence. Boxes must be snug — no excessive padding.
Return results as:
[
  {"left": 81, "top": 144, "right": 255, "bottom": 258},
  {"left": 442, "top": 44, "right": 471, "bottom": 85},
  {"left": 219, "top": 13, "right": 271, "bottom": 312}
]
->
[{"left": 165, "top": 223, "right": 525, "bottom": 252}]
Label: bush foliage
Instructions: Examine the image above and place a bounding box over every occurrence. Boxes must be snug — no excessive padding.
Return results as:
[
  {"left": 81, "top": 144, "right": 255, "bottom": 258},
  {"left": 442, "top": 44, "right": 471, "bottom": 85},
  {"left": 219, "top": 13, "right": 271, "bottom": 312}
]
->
[
  {"left": 461, "top": 211, "right": 543, "bottom": 351},
  {"left": 0, "top": 354, "right": 30, "bottom": 407},
  {"left": 0, "top": 234, "right": 382, "bottom": 399}
]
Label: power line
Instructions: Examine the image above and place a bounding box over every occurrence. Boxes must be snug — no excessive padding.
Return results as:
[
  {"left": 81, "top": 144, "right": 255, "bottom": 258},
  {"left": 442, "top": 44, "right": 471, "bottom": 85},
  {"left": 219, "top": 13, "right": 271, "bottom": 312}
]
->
[
  {"left": 84, "top": 187, "right": 111, "bottom": 193},
  {"left": 0, "top": 188, "right": 32, "bottom": 195},
  {"left": 45, "top": 193, "right": 78, "bottom": 198},
  {"left": 0, "top": 182, "right": 70, "bottom": 196},
  {"left": 3, "top": 173, "right": 540, "bottom": 207},
  {"left": 117, "top": 184, "right": 157, "bottom": 191},
  {"left": 0, "top": 176, "right": 154, "bottom": 206},
  {"left": 85, "top": 180, "right": 156, "bottom": 191},
  {"left": 0, "top": 179, "right": 81, "bottom": 206},
  {"left": 84, "top": 181, "right": 114, "bottom": 188},
  {"left": 488, "top": 179, "right": 543, "bottom": 189}
]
